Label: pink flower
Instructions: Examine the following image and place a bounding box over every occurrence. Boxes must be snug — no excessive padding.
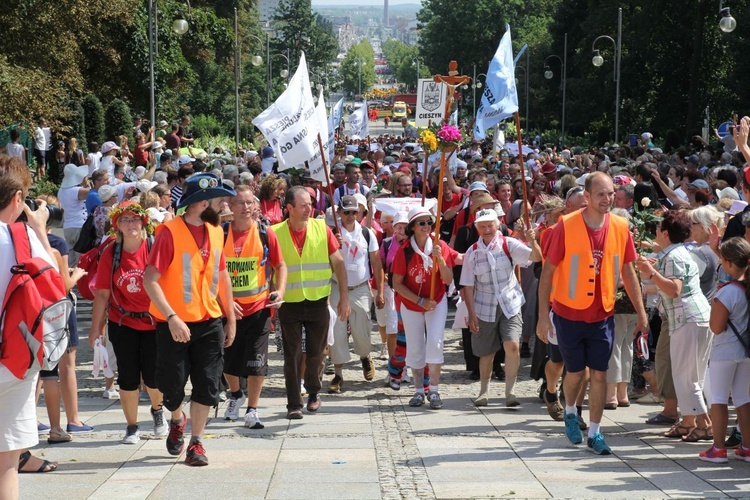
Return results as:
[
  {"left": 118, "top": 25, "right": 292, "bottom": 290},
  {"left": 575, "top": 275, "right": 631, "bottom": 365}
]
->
[{"left": 437, "top": 125, "right": 462, "bottom": 143}]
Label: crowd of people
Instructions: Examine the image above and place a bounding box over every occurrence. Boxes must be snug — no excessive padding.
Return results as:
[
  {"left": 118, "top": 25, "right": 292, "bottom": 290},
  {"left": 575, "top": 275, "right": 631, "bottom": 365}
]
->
[{"left": 3, "top": 112, "right": 750, "bottom": 496}]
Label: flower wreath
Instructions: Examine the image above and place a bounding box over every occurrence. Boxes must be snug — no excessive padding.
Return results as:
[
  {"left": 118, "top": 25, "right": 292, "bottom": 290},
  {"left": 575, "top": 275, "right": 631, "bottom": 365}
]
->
[{"left": 108, "top": 201, "right": 156, "bottom": 236}]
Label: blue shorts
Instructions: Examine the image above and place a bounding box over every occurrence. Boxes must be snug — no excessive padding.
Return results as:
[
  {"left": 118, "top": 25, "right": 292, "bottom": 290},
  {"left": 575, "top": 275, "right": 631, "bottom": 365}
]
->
[{"left": 552, "top": 313, "right": 614, "bottom": 373}]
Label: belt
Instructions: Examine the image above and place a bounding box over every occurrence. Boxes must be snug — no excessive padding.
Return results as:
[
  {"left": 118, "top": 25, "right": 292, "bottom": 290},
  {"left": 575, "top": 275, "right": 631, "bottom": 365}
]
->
[{"left": 347, "top": 281, "right": 369, "bottom": 291}]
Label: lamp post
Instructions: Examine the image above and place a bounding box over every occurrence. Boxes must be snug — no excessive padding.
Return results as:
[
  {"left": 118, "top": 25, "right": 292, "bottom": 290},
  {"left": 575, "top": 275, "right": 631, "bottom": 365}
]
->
[
  {"left": 592, "top": 8, "right": 622, "bottom": 143},
  {"left": 148, "top": 0, "right": 191, "bottom": 129},
  {"left": 544, "top": 32, "right": 567, "bottom": 144},
  {"left": 719, "top": 0, "right": 737, "bottom": 32},
  {"left": 412, "top": 57, "right": 420, "bottom": 90},
  {"left": 471, "top": 65, "right": 487, "bottom": 120},
  {"left": 275, "top": 49, "right": 290, "bottom": 83},
  {"left": 515, "top": 50, "right": 530, "bottom": 131},
  {"left": 355, "top": 57, "right": 364, "bottom": 96}
]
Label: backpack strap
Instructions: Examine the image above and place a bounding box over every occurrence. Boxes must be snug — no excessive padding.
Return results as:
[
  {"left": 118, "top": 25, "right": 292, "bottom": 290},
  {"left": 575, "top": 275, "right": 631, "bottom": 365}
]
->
[
  {"left": 498, "top": 233, "right": 512, "bottom": 265},
  {"left": 722, "top": 281, "right": 750, "bottom": 357},
  {"left": 8, "top": 222, "right": 32, "bottom": 265}
]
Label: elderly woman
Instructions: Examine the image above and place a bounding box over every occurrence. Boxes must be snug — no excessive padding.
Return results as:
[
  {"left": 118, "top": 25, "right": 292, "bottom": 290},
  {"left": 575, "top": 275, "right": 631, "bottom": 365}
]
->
[
  {"left": 258, "top": 174, "right": 286, "bottom": 224},
  {"left": 392, "top": 207, "right": 461, "bottom": 409},
  {"left": 689, "top": 206, "right": 723, "bottom": 299},
  {"left": 90, "top": 202, "right": 166, "bottom": 444},
  {"left": 637, "top": 210, "right": 712, "bottom": 442}
]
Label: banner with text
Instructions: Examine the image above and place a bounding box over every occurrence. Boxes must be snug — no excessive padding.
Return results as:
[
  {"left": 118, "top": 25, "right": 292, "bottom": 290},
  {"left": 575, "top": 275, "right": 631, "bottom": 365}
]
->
[
  {"left": 251, "top": 52, "right": 319, "bottom": 170},
  {"left": 307, "top": 91, "right": 330, "bottom": 186},
  {"left": 328, "top": 97, "right": 344, "bottom": 160},
  {"left": 415, "top": 79, "right": 447, "bottom": 127},
  {"left": 348, "top": 99, "right": 369, "bottom": 138},
  {"left": 373, "top": 197, "right": 438, "bottom": 218}
]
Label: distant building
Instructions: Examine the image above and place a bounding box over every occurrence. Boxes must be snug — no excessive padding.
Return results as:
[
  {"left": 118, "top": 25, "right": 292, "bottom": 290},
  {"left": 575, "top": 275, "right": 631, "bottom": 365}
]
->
[
  {"left": 384, "top": 0, "right": 389, "bottom": 26},
  {"left": 258, "top": 0, "right": 281, "bottom": 24}
]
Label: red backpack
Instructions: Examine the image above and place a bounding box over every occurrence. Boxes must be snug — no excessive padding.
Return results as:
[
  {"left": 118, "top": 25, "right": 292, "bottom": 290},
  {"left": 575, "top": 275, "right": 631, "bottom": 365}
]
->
[
  {"left": 76, "top": 239, "right": 115, "bottom": 300},
  {"left": 0, "top": 223, "right": 72, "bottom": 379}
]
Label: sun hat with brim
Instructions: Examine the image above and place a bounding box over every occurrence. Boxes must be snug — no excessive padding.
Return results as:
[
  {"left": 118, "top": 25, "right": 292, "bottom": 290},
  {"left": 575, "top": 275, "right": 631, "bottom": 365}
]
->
[
  {"left": 471, "top": 193, "right": 496, "bottom": 211},
  {"left": 60, "top": 163, "right": 89, "bottom": 188},
  {"left": 393, "top": 211, "right": 409, "bottom": 225},
  {"left": 177, "top": 172, "right": 237, "bottom": 209},
  {"left": 716, "top": 187, "right": 739, "bottom": 201},
  {"left": 100, "top": 141, "right": 120, "bottom": 154},
  {"left": 407, "top": 206, "right": 435, "bottom": 225},
  {"left": 541, "top": 161, "right": 557, "bottom": 175},
  {"left": 474, "top": 208, "right": 499, "bottom": 224},
  {"left": 152, "top": 141, "right": 163, "bottom": 150},
  {"left": 98, "top": 184, "right": 118, "bottom": 203},
  {"left": 353, "top": 193, "right": 368, "bottom": 210},
  {"left": 689, "top": 179, "right": 709, "bottom": 190},
  {"left": 136, "top": 179, "right": 158, "bottom": 193},
  {"left": 178, "top": 155, "right": 195, "bottom": 166},
  {"left": 576, "top": 173, "right": 590, "bottom": 186},
  {"left": 727, "top": 200, "right": 749, "bottom": 216},
  {"left": 469, "top": 181, "right": 489, "bottom": 193}
]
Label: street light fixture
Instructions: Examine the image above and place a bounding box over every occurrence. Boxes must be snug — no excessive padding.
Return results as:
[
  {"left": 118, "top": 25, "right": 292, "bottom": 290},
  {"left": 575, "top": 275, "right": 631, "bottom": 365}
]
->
[
  {"left": 471, "top": 65, "right": 487, "bottom": 120},
  {"left": 148, "top": 0, "right": 191, "bottom": 131},
  {"left": 515, "top": 49, "right": 530, "bottom": 131},
  {"left": 591, "top": 8, "right": 622, "bottom": 144},
  {"left": 719, "top": 0, "right": 737, "bottom": 32},
  {"left": 275, "top": 50, "right": 290, "bottom": 82},
  {"left": 412, "top": 57, "right": 421, "bottom": 90},
  {"left": 544, "top": 32, "right": 567, "bottom": 144}
]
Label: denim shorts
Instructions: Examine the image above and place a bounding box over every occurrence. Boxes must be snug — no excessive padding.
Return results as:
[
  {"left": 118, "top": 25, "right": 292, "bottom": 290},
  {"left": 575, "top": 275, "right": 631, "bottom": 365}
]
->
[{"left": 552, "top": 313, "right": 614, "bottom": 373}]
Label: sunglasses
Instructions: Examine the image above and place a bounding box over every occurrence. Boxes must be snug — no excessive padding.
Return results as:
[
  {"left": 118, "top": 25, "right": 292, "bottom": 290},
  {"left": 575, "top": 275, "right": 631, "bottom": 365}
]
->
[
  {"left": 415, "top": 220, "right": 434, "bottom": 227},
  {"left": 342, "top": 210, "right": 358, "bottom": 216}
]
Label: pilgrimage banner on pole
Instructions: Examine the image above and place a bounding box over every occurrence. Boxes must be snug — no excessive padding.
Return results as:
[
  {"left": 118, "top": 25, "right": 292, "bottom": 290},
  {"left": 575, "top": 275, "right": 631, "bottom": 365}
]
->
[
  {"left": 252, "top": 52, "right": 319, "bottom": 170},
  {"left": 348, "top": 99, "right": 369, "bottom": 138},
  {"left": 308, "top": 91, "right": 330, "bottom": 186},
  {"left": 415, "top": 79, "right": 447, "bottom": 127},
  {"left": 328, "top": 97, "right": 345, "bottom": 159}
]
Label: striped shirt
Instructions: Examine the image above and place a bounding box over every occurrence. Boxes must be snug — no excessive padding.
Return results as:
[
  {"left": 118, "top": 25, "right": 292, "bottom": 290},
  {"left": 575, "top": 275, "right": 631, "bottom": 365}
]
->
[{"left": 656, "top": 243, "right": 710, "bottom": 334}]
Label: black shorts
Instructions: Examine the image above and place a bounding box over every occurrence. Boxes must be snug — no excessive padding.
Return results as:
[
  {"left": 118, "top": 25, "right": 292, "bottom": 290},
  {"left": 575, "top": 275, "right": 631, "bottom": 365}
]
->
[
  {"left": 155, "top": 317, "right": 224, "bottom": 412},
  {"left": 223, "top": 308, "right": 271, "bottom": 377},
  {"left": 108, "top": 322, "right": 157, "bottom": 391},
  {"left": 547, "top": 342, "right": 564, "bottom": 364}
]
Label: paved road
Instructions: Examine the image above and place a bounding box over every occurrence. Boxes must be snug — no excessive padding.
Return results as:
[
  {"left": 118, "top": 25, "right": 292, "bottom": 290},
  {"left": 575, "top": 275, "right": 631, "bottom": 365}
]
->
[{"left": 20, "top": 297, "right": 750, "bottom": 499}]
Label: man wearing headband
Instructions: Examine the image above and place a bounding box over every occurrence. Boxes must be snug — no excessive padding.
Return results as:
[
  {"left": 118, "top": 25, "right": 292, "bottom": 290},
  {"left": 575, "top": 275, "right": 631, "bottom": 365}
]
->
[{"left": 144, "top": 172, "right": 237, "bottom": 467}]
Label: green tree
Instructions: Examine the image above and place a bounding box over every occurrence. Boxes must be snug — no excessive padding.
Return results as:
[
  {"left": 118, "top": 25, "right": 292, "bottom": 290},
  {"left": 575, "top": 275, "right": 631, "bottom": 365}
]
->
[
  {"left": 82, "top": 94, "right": 106, "bottom": 145},
  {"left": 273, "top": 0, "right": 338, "bottom": 77},
  {"left": 341, "top": 41, "right": 375, "bottom": 96},
  {"left": 105, "top": 98, "right": 133, "bottom": 145},
  {"left": 63, "top": 100, "right": 87, "bottom": 151}
]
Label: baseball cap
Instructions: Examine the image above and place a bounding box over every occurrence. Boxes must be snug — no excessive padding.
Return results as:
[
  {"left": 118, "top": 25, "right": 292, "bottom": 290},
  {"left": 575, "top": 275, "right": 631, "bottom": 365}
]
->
[
  {"left": 689, "top": 179, "right": 709, "bottom": 190},
  {"left": 339, "top": 195, "right": 358, "bottom": 211},
  {"left": 469, "top": 181, "right": 489, "bottom": 193},
  {"left": 178, "top": 154, "right": 195, "bottom": 165},
  {"left": 474, "top": 208, "right": 499, "bottom": 224}
]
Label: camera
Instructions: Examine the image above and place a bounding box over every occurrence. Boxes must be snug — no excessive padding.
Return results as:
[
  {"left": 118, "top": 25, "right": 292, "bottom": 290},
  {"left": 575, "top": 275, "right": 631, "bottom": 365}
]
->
[{"left": 16, "top": 198, "right": 64, "bottom": 228}]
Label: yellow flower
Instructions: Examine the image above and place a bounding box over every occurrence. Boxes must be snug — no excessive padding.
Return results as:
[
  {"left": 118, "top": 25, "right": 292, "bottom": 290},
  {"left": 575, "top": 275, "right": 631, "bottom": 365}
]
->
[{"left": 420, "top": 130, "right": 438, "bottom": 153}]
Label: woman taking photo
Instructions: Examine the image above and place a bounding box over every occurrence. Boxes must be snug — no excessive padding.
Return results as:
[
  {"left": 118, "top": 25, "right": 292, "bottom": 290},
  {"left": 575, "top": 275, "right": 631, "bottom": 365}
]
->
[
  {"left": 637, "top": 210, "right": 712, "bottom": 442},
  {"left": 89, "top": 201, "right": 167, "bottom": 444},
  {"left": 392, "top": 207, "right": 461, "bottom": 409}
]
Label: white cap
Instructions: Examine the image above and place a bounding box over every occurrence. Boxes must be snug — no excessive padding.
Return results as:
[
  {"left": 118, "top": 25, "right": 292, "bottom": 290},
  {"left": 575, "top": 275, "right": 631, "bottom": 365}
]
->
[
  {"left": 393, "top": 211, "right": 409, "bottom": 225},
  {"left": 474, "top": 208, "right": 499, "bottom": 224},
  {"left": 353, "top": 193, "right": 368, "bottom": 209},
  {"left": 716, "top": 187, "right": 739, "bottom": 201},
  {"left": 146, "top": 207, "right": 165, "bottom": 223},
  {"left": 178, "top": 155, "right": 195, "bottom": 165},
  {"left": 576, "top": 173, "right": 589, "bottom": 186},
  {"left": 136, "top": 179, "right": 158, "bottom": 193}
]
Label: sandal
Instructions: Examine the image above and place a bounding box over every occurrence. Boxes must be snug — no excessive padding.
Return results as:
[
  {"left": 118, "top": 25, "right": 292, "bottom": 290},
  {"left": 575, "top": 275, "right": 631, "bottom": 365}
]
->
[
  {"left": 18, "top": 450, "right": 57, "bottom": 473},
  {"left": 617, "top": 400, "right": 631, "bottom": 407},
  {"left": 682, "top": 426, "right": 713, "bottom": 442},
  {"left": 47, "top": 428, "right": 72, "bottom": 444},
  {"left": 664, "top": 423, "right": 695, "bottom": 438},
  {"left": 604, "top": 402, "right": 618, "bottom": 410}
]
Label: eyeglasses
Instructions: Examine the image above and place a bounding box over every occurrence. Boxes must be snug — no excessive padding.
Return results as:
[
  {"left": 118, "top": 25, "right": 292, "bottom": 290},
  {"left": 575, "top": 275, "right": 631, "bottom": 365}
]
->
[
  {"left": 342, "top": 210, "right": 358, "bottom": 216},
  {"left": 232, "top": 200, "right": 255, "bottom": 206},
  {"left": 119, "top": 217, "right": 142, "bottom": 225},
  {"left": 415, "top": 220, "right": 434, "bottom": 227}
]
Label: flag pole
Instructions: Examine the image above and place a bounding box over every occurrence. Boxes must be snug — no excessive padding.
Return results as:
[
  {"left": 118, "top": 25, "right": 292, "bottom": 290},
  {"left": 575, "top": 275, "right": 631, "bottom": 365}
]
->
[
  {"left": 318, "top": 132, "right": 341, "bottom": 235},
  {"left": 421, "top": 119, "right": 431, "bottom": 206},
  {"left": 514, "top": 112, "right": 530, "bottom": 230}
]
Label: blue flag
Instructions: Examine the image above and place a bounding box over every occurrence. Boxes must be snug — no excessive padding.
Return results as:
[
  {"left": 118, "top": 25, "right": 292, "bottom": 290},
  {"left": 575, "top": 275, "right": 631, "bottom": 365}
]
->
[{"left": 474, "top": 26, "right": 519, "bottom": 139}]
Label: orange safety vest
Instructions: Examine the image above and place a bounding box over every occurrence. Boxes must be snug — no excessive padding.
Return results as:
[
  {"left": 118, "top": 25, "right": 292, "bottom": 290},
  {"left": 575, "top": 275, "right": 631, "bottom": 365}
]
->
[
  {"left": 223, "top": 224, "right": 269, "bottom": 305},
  {"left": 149, "top": 216, "right": 224, "bottom": 322},
  {"left": 550, "top": 211, "right": 629, "bottom": 312}
]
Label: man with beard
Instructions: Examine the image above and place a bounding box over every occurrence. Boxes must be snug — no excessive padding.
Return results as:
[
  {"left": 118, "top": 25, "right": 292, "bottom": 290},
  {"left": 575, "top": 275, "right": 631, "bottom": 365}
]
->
[{"left": 144, "top": 172, "right": 237, "bottom": 467}]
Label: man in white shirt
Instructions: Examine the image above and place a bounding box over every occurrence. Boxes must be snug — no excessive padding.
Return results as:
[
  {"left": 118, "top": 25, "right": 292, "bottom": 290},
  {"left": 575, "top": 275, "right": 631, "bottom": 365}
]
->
[
  {"left": 33, "top": 118, "right": 52, "bottom": 179},
  {"left": 460, "top": 209, "right": 541, "bottom": 408},
  {"left": 333, "top": 163, "right": 369, "bottom": 206},
  {"left": 328, "top": 196, "right": 384, "bottom": 393}
]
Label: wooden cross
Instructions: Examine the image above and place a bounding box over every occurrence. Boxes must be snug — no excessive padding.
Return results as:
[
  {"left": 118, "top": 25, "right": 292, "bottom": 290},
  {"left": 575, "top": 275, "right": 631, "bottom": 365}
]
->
[{"left": 433, "top": 61, "right": 471, "bottom": 124}]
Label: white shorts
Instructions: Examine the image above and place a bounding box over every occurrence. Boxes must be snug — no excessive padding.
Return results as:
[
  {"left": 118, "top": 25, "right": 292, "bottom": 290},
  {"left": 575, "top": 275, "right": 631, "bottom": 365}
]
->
[{"left": 0, "top": 372, "right": 39, "bottom": 452}]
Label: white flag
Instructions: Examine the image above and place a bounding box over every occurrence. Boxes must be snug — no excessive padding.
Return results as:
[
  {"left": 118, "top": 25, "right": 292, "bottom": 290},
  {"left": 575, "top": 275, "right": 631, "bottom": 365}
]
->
[
  {"left": 307, "top": 91, "right": 329, "bottom": 186},
  {"left": 328, "top": 97, "right": 344, "bottom": 160},
  {"left": 348, "top": 100, "right": 369, "bottom": 139},
  {"left": 474, "top": 26, "right": 519, "bottom": 139},
  {"left": 251, "top": 52, "right": 320, "bottom": 170}
]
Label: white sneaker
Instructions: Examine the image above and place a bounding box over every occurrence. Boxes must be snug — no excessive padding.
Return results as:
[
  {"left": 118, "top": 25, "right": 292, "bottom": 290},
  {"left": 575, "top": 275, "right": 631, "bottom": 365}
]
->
[
  {"left": 224, "top": 393, "right": 246, "bottom": 421},
  {"left": 122, "top": 425, "right": 140, "bottom": 444},
  {"left": 244, "top": 408, "right": 265, "bottom": 429},
  {"left": 300, "top": 380, "right": 307, "bottom": 396},
  {"left": 103, "top": 387, "right": 120, "bottom": 400},
  {"left": 151, "top": 406, "right": 168, "bottom": 437},
  {"left": 379, "top": 343, "right": 388, "bottom": 360}
]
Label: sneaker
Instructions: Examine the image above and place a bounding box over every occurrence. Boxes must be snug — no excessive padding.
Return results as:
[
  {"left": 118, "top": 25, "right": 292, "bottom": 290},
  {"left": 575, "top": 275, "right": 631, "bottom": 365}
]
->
[
  {"left": 699, "top": 445, "right": 728, "bottom": 463},
  {"left": 587, "top": 432, "right": 612, "bottom": 455},
  {"left": 151, "top": 406, "right": 168, "bottom": 438},
  {"left": 300, "top": 380, "right": 307, "bottom": 396},
  {"left": 307, "top": 393, "right": 321, "bottom": 412},
  {"left": 564, "top": 413, "right": 583, "bottom": 445},
  {"left": 66, "top": 422, "right": 94, "bottom": 433},
  {"left": 166, "top": 413, "right": 187, "bottom": 456},
  {"left": 544, "top": 391, "right": 565, "bottom": 421},
  {"left": 520, "top": 343, "right": 531, "bottom": 358},
  {"left": 379, "top": 343, "right": 388, "bottom": 360},
  {"left": 409, "top": 392, "right": 425, "bottom": 407},
  {"left": 122, "top": 425, "right": 140, "bottom": 444},
  {"left": 429, "top": 392, "right": 443, "bottom": 409},
  {"left": 37, "top": 422, "right": 51, "bottom": 433},
  {"left": 328, "top": 375, "right": 344, "bottom": 394},
  {"left": 726, "top": 427, "right": 743, "bottom": 449},
  {"left": 185, "top": 439, "right": 208, "bottom": 466},
  {"left": 324, "top": 357, "right": 335, "bottom": 375},
  {"left": 361, "top": 355, "right": 375, "bottom": 381},
  {"left": 505, "top": 394, "right": 520, "bottom": 407},
  {"left": 735, "top": 445, "right": 750, "bottom": 462},
  {"left": 244, "top": 408, "right": 264, "bottom": 429},
  {"left": 224, "top": 393, "right": 246, "bottom": 421},
  {"left": 103, "top": 387, "right": 120, "bottom": 400},
  {"left": 636, "top": 392, "right": 663, "bottom": 404},
  {"left": 577, "top": 415, "right": 588, "bottom": 431},
  {"left": 474, "top": 393, "right": 489, "bottom": 407},
  {"left": 388, "top": 376, "right": 401, "bottom": 391}
]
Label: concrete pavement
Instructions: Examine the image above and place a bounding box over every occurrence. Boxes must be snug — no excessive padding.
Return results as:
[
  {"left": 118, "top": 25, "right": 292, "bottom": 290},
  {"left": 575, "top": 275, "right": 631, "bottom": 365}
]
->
[{"left": 19, "top": 299, "right": 750, "bottom": 499}]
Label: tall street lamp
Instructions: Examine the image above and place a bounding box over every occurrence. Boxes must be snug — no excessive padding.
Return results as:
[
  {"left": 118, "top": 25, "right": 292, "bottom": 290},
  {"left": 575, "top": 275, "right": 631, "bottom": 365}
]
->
[
  {"left": 355, "top": 57, "right": 364, "bottom": 96},
  {"left": 515, "top": 48, "right": 530, "bottom": 131},
  {"left": 719, "top": 0, "right": 737, "bottom": 32},
  {"left": 471, "top": 65, "right": 487, "bottom": 120},
  {"left": 276, "top": 50, "right": 290, "bottom": 83},
  {"left": 592, "top": 8, "right": 622, "bottom": 143},
  {"left": 412, "top": 57, "right": 421, "bottom": 90},
  {"left": 544, "top": 32, "right": 567, "bottom": 144},
  {"left": 148, "top": 0, "right": 191, "bottom": 129}
]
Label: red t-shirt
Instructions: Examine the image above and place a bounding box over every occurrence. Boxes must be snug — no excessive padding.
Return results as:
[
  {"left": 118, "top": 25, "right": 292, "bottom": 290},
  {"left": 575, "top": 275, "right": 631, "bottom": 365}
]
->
[
  {"left": 287, "top": 224, "right": 339, "bottom": 256},
  {"left": 452, "top": 205, "right": 475, "bottom": 236},
  {"left": 442, "top": 191, "right": 462, "bottom": 212},
  {"left": 96, "top": 239, "right": 154, "bottom": 330},
  {"left": 260, "top": 199, "right": 283, "bottom": 225},
  {"left": 148, "top": 220, "right": 228, "bottom": 321},
  {"left": 391, "top": 239, "right": 458, "bottom": 312},
  {"left": 229, "top": 226, "right": 283, "bottom": 317},
  {"left": 543, "top": 213, "right": 636, "bottom": 323}
]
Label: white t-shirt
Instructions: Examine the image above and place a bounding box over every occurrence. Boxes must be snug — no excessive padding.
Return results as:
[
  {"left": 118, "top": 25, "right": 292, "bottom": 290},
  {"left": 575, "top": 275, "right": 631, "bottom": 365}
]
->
[
  {"left": 338, "top": 225, "right": 378, "bottom": 286},
  {"left": 87, "top": 152, "right": 102, "bottom": 176},
  {"left": 712, "top": 283, "right": 749, "bottom": 362},
  {"left": 0, "top": 223, "right": 56, "bottom": 382},
  {"left": 34, "top": 127, "right": 51, "bottom": 151},
  {"left": 333, "top": 184, "right": 369, "bottom": 206},
  {"left": 57, "top": 186, "right": 88, "bottom": 229},
  {"left": 5, "top": 143, "right": 24, "bottom": 160},
  {"left": 100, "top": 155, "right": 116, "bottom": 185},
  {"left": 261, "top": 157, "right": 275, "bottom": 174}
]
